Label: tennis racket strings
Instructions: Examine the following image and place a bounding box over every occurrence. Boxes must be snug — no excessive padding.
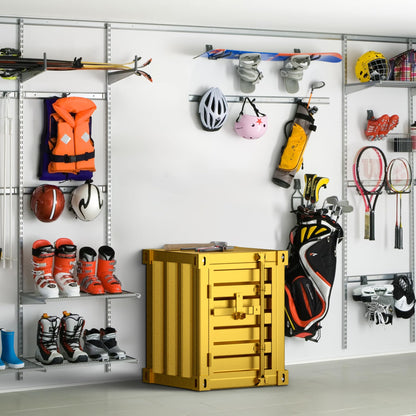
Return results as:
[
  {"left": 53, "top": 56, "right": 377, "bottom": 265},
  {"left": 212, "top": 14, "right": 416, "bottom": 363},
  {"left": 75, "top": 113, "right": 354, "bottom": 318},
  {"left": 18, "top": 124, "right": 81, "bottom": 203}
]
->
[
  {"left": 352, "top": 146, "right": 387, "bottom": 241},
  {"left": 386, "top": 158, "right": 412, "bottom": 249}
]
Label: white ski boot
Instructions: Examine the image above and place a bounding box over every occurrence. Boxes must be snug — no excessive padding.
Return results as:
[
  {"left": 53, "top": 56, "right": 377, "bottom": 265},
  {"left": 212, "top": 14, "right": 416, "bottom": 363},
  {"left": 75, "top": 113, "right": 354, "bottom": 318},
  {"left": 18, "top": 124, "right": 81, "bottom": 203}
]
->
[
  {"left": 58, "top": 311, "right": 88, "bottom": 363},
  {"left": 35, "top": 314, "right": 64, "bottom": 365}
]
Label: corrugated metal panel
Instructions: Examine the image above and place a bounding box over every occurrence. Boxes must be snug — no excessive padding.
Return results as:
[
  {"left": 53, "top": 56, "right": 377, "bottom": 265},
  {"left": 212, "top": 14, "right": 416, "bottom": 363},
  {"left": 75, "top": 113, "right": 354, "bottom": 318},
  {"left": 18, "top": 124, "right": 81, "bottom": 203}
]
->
[{"left": 142, "top": 247, "right": 288, "bottom": 391}]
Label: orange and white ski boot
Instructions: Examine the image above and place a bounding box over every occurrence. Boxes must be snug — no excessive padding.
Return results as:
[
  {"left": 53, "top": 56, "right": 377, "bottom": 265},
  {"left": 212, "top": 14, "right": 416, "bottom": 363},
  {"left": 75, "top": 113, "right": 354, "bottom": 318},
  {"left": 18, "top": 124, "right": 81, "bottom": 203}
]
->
[
  {"left": 32, "top": 240, "right": 59, "bottom": 298},
  {"left": 77, "top": 247, "right": 105, "bottom": 295},
  {"left": 54, "top": 238, "right": 80, "bottom": 297},
  {"left": 97, "top": 246, "right": 122, "bottom": 294}
]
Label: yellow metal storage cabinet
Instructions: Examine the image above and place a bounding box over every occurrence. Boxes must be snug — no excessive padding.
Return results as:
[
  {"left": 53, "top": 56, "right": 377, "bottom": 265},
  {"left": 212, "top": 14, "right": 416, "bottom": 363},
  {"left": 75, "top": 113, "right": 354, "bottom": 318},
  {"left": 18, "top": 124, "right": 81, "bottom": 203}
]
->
[{"left": 142, "top": 247, "right": 288, "bottom": 391}]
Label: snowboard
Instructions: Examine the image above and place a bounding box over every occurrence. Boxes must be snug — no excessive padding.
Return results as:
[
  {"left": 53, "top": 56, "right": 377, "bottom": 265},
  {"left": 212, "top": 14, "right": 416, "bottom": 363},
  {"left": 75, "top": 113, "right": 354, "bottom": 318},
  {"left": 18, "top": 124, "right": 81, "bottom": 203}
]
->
[
  {"left": 195, "top": 48, "right": 342, "bottom": 63},
  {"left": 0, "top": 48, "right": 152, "bottom": 81}
]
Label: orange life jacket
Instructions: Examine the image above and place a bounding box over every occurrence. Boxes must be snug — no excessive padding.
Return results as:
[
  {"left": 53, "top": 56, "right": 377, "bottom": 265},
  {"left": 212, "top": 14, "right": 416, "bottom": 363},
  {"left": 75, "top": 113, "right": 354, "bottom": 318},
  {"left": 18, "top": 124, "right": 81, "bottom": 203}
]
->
[{"left": 48, "top": 97, "right": 96, "bottom": 174}]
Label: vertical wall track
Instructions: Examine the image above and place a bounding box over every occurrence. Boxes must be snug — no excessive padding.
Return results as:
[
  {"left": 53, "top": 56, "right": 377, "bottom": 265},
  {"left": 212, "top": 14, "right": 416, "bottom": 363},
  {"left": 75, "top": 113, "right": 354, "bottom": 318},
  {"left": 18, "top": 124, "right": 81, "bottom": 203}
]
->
[{"left": 17, "top": 18, "right": 25, "bottom": 380}]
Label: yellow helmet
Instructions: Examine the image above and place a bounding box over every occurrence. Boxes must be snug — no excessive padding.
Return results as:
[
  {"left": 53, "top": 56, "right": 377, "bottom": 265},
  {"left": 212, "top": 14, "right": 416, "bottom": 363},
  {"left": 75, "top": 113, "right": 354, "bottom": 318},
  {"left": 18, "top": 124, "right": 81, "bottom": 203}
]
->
[{"left": 355, "top": 51, "right": 389, "bottom": 82}]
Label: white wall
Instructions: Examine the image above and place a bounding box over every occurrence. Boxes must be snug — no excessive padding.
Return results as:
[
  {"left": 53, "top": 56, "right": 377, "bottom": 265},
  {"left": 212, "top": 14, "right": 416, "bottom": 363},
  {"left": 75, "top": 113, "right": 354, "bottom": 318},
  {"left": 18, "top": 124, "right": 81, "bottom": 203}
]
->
[
  {"left": 0, "top": 0, "right": 415, "bottom": 37},
  {"left": 0, "top": 2, "right": 414, "bottom": 391}
]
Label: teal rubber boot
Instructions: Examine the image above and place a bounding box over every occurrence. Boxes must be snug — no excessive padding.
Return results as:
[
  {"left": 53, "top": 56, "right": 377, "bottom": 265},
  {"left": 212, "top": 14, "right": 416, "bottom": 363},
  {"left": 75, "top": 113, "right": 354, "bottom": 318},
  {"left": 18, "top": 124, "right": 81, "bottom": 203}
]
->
[{"left": 1, "top": 329, "right": 24, "bottom": 369}]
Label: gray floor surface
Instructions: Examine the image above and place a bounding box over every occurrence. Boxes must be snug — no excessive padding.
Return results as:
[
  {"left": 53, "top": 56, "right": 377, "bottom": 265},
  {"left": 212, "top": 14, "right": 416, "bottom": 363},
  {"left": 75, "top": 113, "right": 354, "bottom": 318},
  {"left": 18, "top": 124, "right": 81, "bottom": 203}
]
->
[{"left": 1, "top": 353, "right": 416, "bottom": 416}]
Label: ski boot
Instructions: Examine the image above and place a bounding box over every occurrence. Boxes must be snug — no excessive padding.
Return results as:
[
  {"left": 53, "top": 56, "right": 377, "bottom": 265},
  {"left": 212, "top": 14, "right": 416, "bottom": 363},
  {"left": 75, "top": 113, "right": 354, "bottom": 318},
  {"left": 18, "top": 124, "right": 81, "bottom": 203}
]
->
[
  {"left": 35, "top": 314, "right": 64, "bottom": 365},
  {"left": 100, "top": 327, "right": 126, "bottom": 360},
  {"left": 83, "top": 328, "right": 109, "bottom": 361},
  {"left": 97, "top": 246, "right": 122, "bottom": 294},
  {"left": 54, "top": 238, "right": 80, "bottom": 297},
  {"left": 32, "top": 240, "right": 59, "bottom": 298},
  {"left": 77, "top": 247, "right": 105, "bottom": 295},
  {"left": 352, "top": 284, "right": 394, "bottom": 302},
  {"left": 58, "top": 311, "right": 88, "bottom": 363},
  {"left": 1, "top": 329, "right": 24, "bottom": 369}
]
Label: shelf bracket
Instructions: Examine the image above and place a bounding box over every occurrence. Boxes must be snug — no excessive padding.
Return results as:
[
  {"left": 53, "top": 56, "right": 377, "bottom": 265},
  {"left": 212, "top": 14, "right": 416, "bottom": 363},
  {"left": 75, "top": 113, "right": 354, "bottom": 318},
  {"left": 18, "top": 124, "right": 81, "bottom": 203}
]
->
[
  {"left": 20, "top": 53, "right": 47, "bottom": 82},
  {"left": 108, "top": 55, "right": 140, "bottom": 84}
]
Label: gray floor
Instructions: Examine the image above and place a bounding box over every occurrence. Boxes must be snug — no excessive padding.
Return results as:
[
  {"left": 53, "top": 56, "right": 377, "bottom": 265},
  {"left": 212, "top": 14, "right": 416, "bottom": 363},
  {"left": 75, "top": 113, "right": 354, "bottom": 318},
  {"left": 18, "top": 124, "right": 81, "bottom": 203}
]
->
[{"left": 2, "top": 353, "right": 416, "bottom": 416}]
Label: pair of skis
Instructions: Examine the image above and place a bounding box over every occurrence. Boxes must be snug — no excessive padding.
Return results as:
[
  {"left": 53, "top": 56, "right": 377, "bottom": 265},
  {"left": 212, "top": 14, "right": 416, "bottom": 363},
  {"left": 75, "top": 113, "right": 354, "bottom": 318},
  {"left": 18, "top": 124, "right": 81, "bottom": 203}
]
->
[{"left": 0, "top": 48, "right": 152, "bottom": 82}]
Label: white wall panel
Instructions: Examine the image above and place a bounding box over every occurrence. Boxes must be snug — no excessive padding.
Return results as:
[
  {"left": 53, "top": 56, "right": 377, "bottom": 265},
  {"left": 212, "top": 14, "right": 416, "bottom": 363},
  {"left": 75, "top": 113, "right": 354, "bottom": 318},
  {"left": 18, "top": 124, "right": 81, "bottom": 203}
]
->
[{"left": 0, "top": 14, "right": 414, "bottom": 391}]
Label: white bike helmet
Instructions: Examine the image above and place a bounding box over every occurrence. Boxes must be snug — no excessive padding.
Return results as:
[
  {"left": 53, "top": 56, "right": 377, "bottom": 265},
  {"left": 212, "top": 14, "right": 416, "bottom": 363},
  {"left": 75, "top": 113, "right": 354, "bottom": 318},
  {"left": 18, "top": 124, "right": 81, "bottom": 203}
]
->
[
  {"left": 70, "top": 181, "right": 103, "bottom": 221},
  {"left": 198, "top": 87, "right": 228, "bottom": 131}
]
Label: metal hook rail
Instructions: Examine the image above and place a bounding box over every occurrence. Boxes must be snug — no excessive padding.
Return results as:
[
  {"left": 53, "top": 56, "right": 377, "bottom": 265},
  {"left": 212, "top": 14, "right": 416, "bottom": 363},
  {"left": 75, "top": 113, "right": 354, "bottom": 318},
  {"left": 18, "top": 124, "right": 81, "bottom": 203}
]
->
[{"left": 188, "top": 94, "right": 330, "bottom": 105}]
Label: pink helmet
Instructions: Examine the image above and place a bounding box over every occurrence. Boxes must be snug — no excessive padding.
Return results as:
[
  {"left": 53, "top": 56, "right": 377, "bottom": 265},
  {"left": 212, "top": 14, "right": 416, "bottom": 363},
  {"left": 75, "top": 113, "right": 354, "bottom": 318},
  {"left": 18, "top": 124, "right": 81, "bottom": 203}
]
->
[{"left": 234, "top": 97, "right": 267, "bottom": 139}]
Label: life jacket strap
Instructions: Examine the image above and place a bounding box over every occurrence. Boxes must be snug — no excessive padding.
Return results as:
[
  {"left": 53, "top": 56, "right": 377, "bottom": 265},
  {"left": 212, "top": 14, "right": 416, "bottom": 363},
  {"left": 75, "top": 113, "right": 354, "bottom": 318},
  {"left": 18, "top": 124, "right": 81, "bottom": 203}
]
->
[{"left": 49, "top": 151, "right": 95, "bottom": 163}]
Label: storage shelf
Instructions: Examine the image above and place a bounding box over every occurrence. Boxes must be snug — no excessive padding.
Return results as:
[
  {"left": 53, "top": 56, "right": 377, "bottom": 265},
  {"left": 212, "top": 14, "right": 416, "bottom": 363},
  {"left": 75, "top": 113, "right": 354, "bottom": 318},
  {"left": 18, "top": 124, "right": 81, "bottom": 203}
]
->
[
  {"left": 20, "top": 290, "right": 141, "bottom": 305},
  {"left": 346, "top": 80, "right": 416, "bottom": 95},
  {"left": 22, "top": 356, "right": 138, "bottom": 371},
  {"left": 0, "top": 358, "right": 44, "bottom": 375}
]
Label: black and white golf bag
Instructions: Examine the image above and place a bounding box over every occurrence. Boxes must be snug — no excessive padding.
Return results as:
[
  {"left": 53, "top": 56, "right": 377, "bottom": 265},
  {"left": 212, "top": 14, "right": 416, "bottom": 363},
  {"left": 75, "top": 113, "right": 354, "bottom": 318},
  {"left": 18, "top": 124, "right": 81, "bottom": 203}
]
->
[{"left": 284, "top": 206, "right": 343, "bottom": 341}]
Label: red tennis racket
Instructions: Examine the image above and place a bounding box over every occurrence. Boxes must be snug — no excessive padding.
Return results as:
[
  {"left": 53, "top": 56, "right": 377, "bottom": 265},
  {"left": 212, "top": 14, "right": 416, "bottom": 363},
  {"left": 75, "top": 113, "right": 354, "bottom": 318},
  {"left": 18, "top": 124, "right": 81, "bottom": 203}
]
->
[{"left": 352, "top": 146, "right": 387, "bottom": 240}]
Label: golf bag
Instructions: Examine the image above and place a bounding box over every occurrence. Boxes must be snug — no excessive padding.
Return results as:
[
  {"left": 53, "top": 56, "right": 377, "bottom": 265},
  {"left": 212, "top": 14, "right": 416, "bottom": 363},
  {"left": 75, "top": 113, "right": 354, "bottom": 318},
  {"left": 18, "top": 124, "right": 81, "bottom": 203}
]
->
[
  {"left": 272, "top": 100, "right": 317, "bottom": 189},
  {"left": 284, "top": 206, "right": 343, "bottom": 341}
]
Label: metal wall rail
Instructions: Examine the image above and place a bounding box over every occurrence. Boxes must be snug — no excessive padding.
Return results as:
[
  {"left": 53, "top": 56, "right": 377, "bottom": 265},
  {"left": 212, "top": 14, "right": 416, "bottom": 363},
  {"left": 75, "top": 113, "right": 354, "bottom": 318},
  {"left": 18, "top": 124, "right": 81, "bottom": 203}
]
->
[
  {"left": 0, "top": 186, "right": 107, "bottom": 195},
  {"left": 0, "top": 91, "right": 107, "bottom": 100},
  {"left": 189, "top": 94, "right": 330, "bottom": 105},
  {"left": 347, "top": 273, "right": 409, "bottom": 284},
  {"left": 17, "top": 18, "right": 24, "bottom": 381},
  {"left": 341, "top": 35, "right": 349, "bottom": 350},
  {"left": 105, "top": 22, "right": 113, "bottom": 316},
  {"left": 0, "top": 15, "right": 415, "bottom": 43},
  {"left": 407, "top": 45, "right": 416, "bottom": 343}
]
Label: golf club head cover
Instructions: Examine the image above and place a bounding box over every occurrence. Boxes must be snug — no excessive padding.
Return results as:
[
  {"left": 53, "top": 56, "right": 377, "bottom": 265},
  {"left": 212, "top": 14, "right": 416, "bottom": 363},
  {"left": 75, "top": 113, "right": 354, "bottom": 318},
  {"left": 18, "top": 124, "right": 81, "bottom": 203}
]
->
[
  {"left": 272, "top": 101, "right": 317, "bottom": 188},
  {"left": 393, "top": 274, "right": 415, "bottom": 319}
]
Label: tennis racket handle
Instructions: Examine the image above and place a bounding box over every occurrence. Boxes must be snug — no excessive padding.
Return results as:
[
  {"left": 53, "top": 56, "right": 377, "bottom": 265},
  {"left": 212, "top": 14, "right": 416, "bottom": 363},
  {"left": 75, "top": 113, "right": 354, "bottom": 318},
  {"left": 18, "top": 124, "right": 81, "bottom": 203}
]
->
[
  {"left": 399, "top": 227, "right": 403, "bottom": 250},
  {"left": 364, "top": 212, "right": 370, "bottom": 240},
  {"left": 369, "top": 210, "right": 375, "bottom": 241},
  {"left": 395, "top": 226, "right": 399, "bottom": 249}
]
